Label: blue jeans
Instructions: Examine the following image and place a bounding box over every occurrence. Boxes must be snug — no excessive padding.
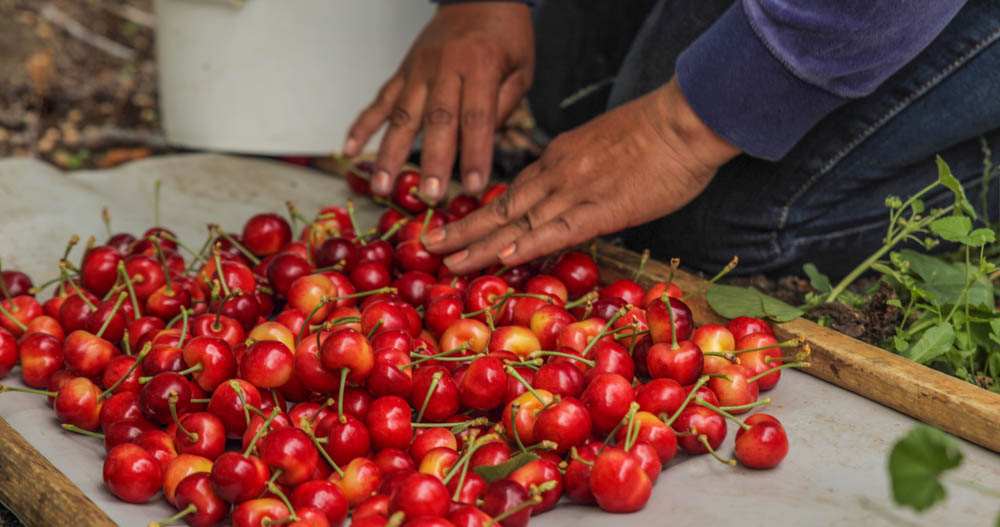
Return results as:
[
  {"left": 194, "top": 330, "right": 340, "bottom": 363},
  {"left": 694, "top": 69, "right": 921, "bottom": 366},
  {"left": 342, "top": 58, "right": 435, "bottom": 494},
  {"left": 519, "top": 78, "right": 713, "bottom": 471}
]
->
[{"left": 528, "top": 0, "right": 1000, "bottom": 278}]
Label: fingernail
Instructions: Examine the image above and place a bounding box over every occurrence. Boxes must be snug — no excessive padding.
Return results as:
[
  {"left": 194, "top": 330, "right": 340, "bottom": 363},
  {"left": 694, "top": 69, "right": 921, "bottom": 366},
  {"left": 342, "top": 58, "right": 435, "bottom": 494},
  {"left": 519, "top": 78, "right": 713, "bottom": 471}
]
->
[
  {"left": 343, "top": 138, "right": 358, "bottom": 156},
  {"left": 423, "top": 228, "right": 446, "bottom": 246},
  {"left": 445, "top": 250, "right": 468, "bottom": 268},
  {"left": 373, "top": 170, "right": 391, "bottom": 195},
  {"left": 465, "top": 171, "right": 484, "bottom": 193},
  {"left": 498, "top": 243, "right": 517, "bottom": 260},
  {"left": 422, "top": 177, "right": 441, "bottom": 199}
]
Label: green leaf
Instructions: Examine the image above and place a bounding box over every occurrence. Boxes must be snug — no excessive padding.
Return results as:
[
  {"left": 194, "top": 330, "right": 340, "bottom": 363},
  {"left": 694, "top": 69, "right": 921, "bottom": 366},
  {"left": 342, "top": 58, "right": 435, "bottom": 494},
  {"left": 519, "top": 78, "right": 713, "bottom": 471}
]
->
[
  {"left": 705, "top": 285, "right": 804, "bottom": 323},
  {"left": 889, "top": 425, "right": 963, "bottom": 512},
  {"left": 904, "top": 322, "right": 955, "bottom": 365},
  {"left": 966, "top": 228, "right": 996, "bottom": 247},
  {"left": 886, "top": 298, "right": 903, "bottom": 308},
  {"left": 802, "top": 263, "right": 832, "bottom": 294},
  {"left": 899, "top": 249, "right": 994, "bottom": 309},
  {"left": 473, "top": 452, "right": 539, "bottom": 483},
  {"left": 936, "top": 156, "right": 978, "bottom": 219},
  {"left": 929, "top": 216, "right": 971, "bottom": 242},
  {"left": 893, "top": 335, "right": 910, "bottom": 353}
]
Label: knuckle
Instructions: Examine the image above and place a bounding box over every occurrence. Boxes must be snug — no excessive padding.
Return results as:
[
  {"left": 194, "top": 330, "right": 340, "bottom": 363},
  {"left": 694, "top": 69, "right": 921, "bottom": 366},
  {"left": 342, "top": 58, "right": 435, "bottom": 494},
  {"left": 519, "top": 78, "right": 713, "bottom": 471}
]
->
[
  {"left": 553, "top": 216, "right": 573, "bottom": 234},
  {"left": 388, "top": 106, "right": 415, "bottom": 129},
  {"left": 462, "top": 108, "right": 490, "bottom": 129},
  {"left": 425, "top": 107, "right": 454, "bottom": 127},
  {"left": 513, "top": 215, "right": 533, "bottom": 233},
  {"left": 489, "top": 191, "right": 515, "bottom": 221}
]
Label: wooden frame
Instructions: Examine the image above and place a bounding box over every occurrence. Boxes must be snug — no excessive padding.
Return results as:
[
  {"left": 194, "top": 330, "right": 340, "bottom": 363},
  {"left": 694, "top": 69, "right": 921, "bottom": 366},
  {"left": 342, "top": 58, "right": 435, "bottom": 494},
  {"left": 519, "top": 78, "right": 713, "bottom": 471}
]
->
[{"left": 595, "top": 240, "right": 1000, "bottom": 453}]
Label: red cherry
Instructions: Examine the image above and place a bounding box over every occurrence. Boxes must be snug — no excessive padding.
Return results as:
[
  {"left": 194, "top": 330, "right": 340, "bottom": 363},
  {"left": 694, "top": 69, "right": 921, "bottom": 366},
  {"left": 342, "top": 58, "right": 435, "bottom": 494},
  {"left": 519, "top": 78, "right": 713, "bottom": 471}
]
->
[
  {"left": 481, "top": 478, "right": 531, "bottom": 527},
  {"left": 389, "top": 472, "right": 450, "bottom": 519},
  {"left": 646, "top": 296, "right": 694, "bottom": 344},
  {"left": 243, "top": 213, "right": 293, "bottom": 257},
  {"left": 366, "top": 396, "right": 413, "bottom": 451},
  {"left": 267, "top": 252, "right": 313, "bottom": 297},
  {"left": 291, "top": 480, "right": 349, "bottom": 527},
  {"left": 734, "top": 413, "right": 789, "bottom": 469},
  {"left": 727, "top": 316, "right": 774, "bottom": 340},
  {"left": 258, "top": 427, "right": 320, "bottom": 486},
  {"left": 672, "top": 405, "right": 727, "bottom": 454},
  {"left": 646, "top": 340, "right": 704, "bottom": 386},
  {"left": 172, "top": 472, "right": 231, "bottom": 527},
  {"left": 580, "top": 373, "right": 634, "bottom": 435},
  {"left": 241, "top": 340, "right": 294, "bottom": 389},
  {"left": 589, "top": 446, "right": 652, "bottom": 513},
  {"left": 551, "top": 250, "right": 599, "bottom": 298},
  {"left": 392, "top": 171, "right": 429, "bottom": 214},
  {"left": 81, "top": 246, "right": 124, "bottom": 298},
  {"left": 210, "top": 451, "right": 270, "bottom": 504},
  {"left": 103, "top": 443, "right": 163, "bottom": 503},
  {"left": 534, "top": 396, "right": 592, "bottom": 454}
]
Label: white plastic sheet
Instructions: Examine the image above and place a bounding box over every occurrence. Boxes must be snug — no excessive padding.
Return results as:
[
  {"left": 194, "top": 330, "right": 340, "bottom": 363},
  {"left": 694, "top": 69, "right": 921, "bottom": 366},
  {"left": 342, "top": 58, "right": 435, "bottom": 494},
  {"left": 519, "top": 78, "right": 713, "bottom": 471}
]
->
[{"left": 0, "top": 154, "right": 997, "bottom": 526}]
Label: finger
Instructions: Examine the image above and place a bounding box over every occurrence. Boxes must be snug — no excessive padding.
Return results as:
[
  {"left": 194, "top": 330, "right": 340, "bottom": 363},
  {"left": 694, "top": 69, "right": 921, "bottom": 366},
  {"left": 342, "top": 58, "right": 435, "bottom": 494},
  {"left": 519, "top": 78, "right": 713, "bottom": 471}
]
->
[
  {"left": 458, "top": 72, "right": 500, "bottom": 194},
  {"left": 496, "top": 72, "right": 529, "bottom": 124},
  {"left": 372, "top": 80, "right": 429, "bottom": 196},
  {"left": 422, "top": 161, "right": 550, "bottom": 253},
  {"left": 344, "top": 75, "right": 405, "bottom": 157},
  {"left": 441, "top": 192, "right": 572, "bottom": 274},
  {"left": 418, "top": 75, "right": 462, "bottom": 201},
  {"left": 495, "top": 202, "right": 604, "bottom": 267}
]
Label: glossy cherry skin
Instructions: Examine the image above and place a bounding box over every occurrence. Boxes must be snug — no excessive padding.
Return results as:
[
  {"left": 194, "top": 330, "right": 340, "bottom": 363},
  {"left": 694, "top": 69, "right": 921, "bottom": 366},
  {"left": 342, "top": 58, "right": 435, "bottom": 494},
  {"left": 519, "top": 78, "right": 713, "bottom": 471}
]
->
[
  {"left": 54, "top": 376, "right": 103, "bottom": 431},
  {"left": 563, "top": 441, "right": 600, "bottom": 504},
  {"left": 646, "top": 296, "right": 695, "bottom": 344},
  {"left": 509, "top": 458, "right": 564, "bottom": 514},
  {"left": 267, "top": 252, "right": 313, "bottom": 297},
  {"left": 208, "top": 379, "right": 262, "bottom": 438},
  {"left": 501, "top": 389, "right": 554, "bottom": 446},
  {"left": 99, "top": 391, "right": 143, "bottom": 431},
  {"left": 320, "top": 327, "right": 374, "bottom": 383},
  {"left": 735, "top": 413, "right": 789, "bottom": 469},
  {"left": 470, "top": 441, "right": 512, "bottom": 469},
  {"left": 81, "top": 246, "right": 123, "bottom": 298},
  {"left": 241, "top": 339, "right": 294, "bottom": 389},
  {"left": 291, "top": 480, "right": 349, "bottom": 527},
  {"left": 532, "top": 361, "right": 585, "bottom": 398},
  {"left": 103, "top": 443, "right": 163, "bottom": 503},
  {"left": 646, "top": 341, "right": 704, "bottom": 387},
  {"left": 481, "top": 478, "right": 531, "bottom": 527},
  {"left": 550, "top": 250, "right": 599, "bottom": 298},
  {"left": 391, "top": 171, "right": 429, "bottom": 213},
  {"left": 243, "top": 213, "right": 293, "bottom": 257},
  {"left": 735, "top": 333, "right": 784, "bottom": 390},
  {"left": 706, "top": 363, "right": 760, "bottom": 411},
  {"left": 410, "top": 366, "right": 460, "bottom": 422},
  {"left": 175, "top": 411, "right": 227, "bottom": 460},
  {"left": 459, "top": 356, "right": 507, "bottom": 411},
  {"left": 210, "top": 451, "right": 270, "bottom": 504},
  {"left": 672, "top": 405, "right": 727, "bottom": 454},
  {"left": 580, "top": 373, "right": 635, "bottom": 435},
  {"left": 103, "top": 417, "right": 155, "bottom": 451},
  {"left": 319, "top": 413, "right": 371, "bottom": 467},
  {"left": 259, "top": 427, "right": 320, "bottom": 487},
  {"left": 425, "top": 295, "right": 463, "bottom": 338},
  {"left": 589, "top": 446, "right": 652, "bottom": 513},
  {"left": 635, "top": 378, "right": 686, "bottom": 417},
  {"left": 18, "top": 332, "right": 65, "bottom": 388},
  {"left": 173, "top": 472, "right": 231, "bottom": 527},
  {"left": 614, "top": 411, "right": 678, "bottom": 464},
  {"left": 58, "top": 293, "right": 96, "bottom": 334},
  {"left": 191, "top": 313, "right": 245, "bottom": 349},
  {"left": 534, "top": 397, "right": 592, "bottom": 454},
  {"left": 231, "top": 498, "right": 290, "bottom": 527},
  {"left": 1, "top": 270, "right": 33, "bottom": 297},
  {"left": 389, "top": 472, "right": 450, "bottom": 519},
  {"left": 727, "top": 316, "right": 774, "bottom": 341},
  {"left": 23, "top": 315, "right": 64, "bottom": 341},
  {"left": 139, "top": 372, "right": 193, "bottom": 425},
  {"left": 366, "top": 396, "right": 413, "bottom": 451},
  {"left": 182, "top": 336, "right": 237, "bottom": 391}
]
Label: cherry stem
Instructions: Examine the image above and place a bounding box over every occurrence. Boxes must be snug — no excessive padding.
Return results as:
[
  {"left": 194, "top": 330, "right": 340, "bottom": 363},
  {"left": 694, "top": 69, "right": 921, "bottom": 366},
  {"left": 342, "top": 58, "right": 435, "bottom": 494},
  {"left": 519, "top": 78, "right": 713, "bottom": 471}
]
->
[
  {"left": 211, "top": 247, "right": 232, "bottom": 298},
  {"left": 373, "top": 196, "right": 414, "bottom": 219},
  {"left": 116, "top": 262, "right": 142, "bottom": 316},
  {"left": 366, "top": 319, "right": 383, "bottom": 340},
  {"left": 697, "top": 433, "right": 736, "bottom": 466},
  {"left": 702, "top": 351, "right": 739, "bottom": 362},
  {"left": 61, "top": 424, "right": 105, "bottom": 438},
  {"left": 582, "top": 307, "right": 628, "bottom": 357},
  {"left": 230, "top": 381, "right": 253, "bottom": 428},
  {"left": 176, "top": 363, "right": 203, "bottom": 377},
  {"left": 662, "top": 292, "right": 679, "bottom": 350},
  {"left": 746, "top": 362, "right": 810, "bottom": 383},
  {"left": 408, "top": 186, "right": 438, "bottom": 207},
  {"left": 0, "top": 385, "right": 57, "bottom": 397},
  {"left": 100, "top": 342, "right": 152, "bottom": 399},
  {"left": 503, "top": 359, "right": 542, "bottom": 370},
  {"left": 266, "top": 481, "right": 298, "bottom": 521},
  {"left": 409, "top": 353, "right": 478, "bottom": 363},
  {"left": 186, "top": 230, "right": 216, "bottom": 274},
  {"left": 169, "top": 391, "right": 198, "bottom": 443},
  {"left": 415, "top": 371, "right": 443, "bottom": 423},
  {"left": 614, "top": 329, "right": 650, "bottom": 342},
  {"left": 528, "top": 350, "right": 594, "bottom": 367},
  {"left": 296, "top": 296, "right": 333, "bottom": 347},
  {"left": 719, "top": 398, "right": 772, "bottom": 413},
  {"left": 307, "top": 398, "right": 336, "bottom": 428},
  {"left": 343, "top": 200, "right": 365, "bottom": 244},
  {"left": 285, "top": 201, "right": 300, "bottom": 233},
  {"left": 411, "top": 417, "right": 489, "bottom": 432},
  {"left": 599, "top": 408, "right": 633, "bottom": 455},
  {"left": 190, "top": 398, "right": 211, "bottom": 403},
  {"left": 664, "top": 375, "right": 710, "bottom": 427},
  {"left": 418, "top": 208, "right": 434, "bottom": 239},
  {"left": 150, "top": 237, "right": 174, "bottom": 295},
  {"left": 62, "top": 234, "right": 81, "bottom": 261},
  {"left": 569, "top": 446, "right": 594, "bottom": 467},
  {"left": 509, "top": 404, "right": 528, "bottom": 454},
  {"left": 311, "top": 262, "right": 346, "bottom": 275},
  {"left": 337, "top": 368, "right": 349, "bottom": 423},
  {"left": 564, "top": 290, "right": 598, "bottom": 310},
  {"left": 400, "top": 343, "right": 470, "bottom": 370},
  {"left": 0, "top": 302, "right": 26, "bottom": 332},
  {"left": 461, "top": 290, "right": 514, "bottom": 320},
  {"left": 148, "top": 503, "right": 197, "bottom": 527},
  {"left": 731, "top": 338, "right": 805, "bottom": 355},
  {"left": 153, "top": 179, "right": 162, "bottom": 227},
  {"left": 302, "top": 419, "right": 345, "bottom": 477},
  {"left": 682, "top": 256, "right": 738, "bottom": 302},
  {"left": 380, "top": 218, "right": 408, "bottom": 241},
  {"left": 622, "top": 402, "right": 641, "bottom": 451},
  {"left": 240, "top": 408, "right": 278, "bottom": 457},
  {"left": 211, "top": 226, "right": 261, "bottom": 266},
  {"left": 484, "top": 493, "right": 545, "bottom": 527},
  {"left": 444, "top": 433, "right": 496, "bottom": 488},
  {"left": 27, "top": 275, "right": 65, "bottom": 296},
  {"left": 664, "top": 257, "right": 680, "bottom": 293},
  {"left": 122, "top": 330, "right": 132, "bottom": 356},
  {"left": 63, "top": 268, "right": 97, "bottom": 311},
  {"left": 503, "top": 366, "right": 547, "bottom": 405},
  {"left": 177, "top": 308, "right": 191, "bottom": 348},
  {"left": 632, "top": 249, "right": 650, "bottom": 282},
  {"left": 95, "top": 292, "right": 127, "bottom": 339},
  {"left": 509, "top": 293, "right": 556, "bottom": 304},
  {"left": 694, "top": 397, "right": 753, "bottom": 431}
]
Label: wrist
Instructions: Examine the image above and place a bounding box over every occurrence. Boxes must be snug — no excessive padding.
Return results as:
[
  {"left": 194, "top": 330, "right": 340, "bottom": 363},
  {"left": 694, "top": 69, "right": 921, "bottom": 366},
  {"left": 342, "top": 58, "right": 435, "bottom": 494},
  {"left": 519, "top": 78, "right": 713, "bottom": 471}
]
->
[{"left": 652, "top": 77, "right": 741, "bottom": 173}]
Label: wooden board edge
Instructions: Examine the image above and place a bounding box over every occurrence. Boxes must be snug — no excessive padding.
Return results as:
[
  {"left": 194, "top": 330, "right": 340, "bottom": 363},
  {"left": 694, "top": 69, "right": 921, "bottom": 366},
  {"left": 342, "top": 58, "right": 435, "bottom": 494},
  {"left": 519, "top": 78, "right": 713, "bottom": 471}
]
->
[
  {"left": 593, "top": 240, "right": 1000, "bottom": 453},
  {"left": 0, "top": 416, "right": 116, "bottom": 527}
]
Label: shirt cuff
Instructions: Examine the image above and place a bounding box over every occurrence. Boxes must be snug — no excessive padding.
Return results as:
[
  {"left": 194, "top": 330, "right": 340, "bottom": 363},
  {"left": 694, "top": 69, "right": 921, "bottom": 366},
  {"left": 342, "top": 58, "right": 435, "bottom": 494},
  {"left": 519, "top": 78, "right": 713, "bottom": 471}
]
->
[{"left": 675, "top": 2, "right": 849, "bottom": 161}]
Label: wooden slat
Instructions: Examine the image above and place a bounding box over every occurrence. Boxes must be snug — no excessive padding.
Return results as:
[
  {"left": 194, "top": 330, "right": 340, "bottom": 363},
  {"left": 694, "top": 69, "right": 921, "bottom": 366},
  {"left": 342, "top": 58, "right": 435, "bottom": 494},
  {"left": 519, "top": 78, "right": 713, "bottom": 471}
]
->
[
  {"left": 594, "top": 240, "right": 1000, "bottom": 453},
  {"left": 0, "top": 416, "right": 115, "bottom": 527}
]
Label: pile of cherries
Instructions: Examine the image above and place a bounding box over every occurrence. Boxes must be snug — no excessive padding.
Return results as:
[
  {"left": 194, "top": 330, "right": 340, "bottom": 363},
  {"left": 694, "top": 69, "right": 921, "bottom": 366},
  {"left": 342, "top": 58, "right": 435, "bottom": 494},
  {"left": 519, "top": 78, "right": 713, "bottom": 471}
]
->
[{"left": 0, "top": 172, "right": 806, "bottom": 527}]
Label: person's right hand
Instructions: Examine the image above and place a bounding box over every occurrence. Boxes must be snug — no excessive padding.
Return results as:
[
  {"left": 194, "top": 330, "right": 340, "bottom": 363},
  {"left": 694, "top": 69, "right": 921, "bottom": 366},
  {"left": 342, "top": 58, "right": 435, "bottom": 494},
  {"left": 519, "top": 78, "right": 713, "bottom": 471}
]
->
[{"left": 343, "top": 2, "right": 535, "bottom": 202}]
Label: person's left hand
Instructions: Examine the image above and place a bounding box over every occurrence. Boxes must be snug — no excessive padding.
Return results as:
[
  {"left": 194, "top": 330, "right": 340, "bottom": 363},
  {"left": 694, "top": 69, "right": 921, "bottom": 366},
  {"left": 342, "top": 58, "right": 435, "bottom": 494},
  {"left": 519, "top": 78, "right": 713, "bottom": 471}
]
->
[{"left": 421, "top": 77, "right": 741, "bottom": 275}]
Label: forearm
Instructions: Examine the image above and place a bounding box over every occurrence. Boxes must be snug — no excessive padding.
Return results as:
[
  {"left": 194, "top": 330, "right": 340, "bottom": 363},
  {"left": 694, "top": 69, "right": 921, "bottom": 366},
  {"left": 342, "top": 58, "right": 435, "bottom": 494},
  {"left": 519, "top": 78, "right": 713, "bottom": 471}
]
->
[{"left": 677, "top": 0, "right": 968, "bottom": 160}]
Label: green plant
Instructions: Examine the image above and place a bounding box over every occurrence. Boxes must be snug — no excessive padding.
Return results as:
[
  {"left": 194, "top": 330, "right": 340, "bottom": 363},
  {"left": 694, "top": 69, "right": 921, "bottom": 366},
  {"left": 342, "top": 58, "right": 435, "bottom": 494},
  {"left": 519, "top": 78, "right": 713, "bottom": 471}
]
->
[{"left": 888, "top": 425, "right": 1000, "bottom": 522}]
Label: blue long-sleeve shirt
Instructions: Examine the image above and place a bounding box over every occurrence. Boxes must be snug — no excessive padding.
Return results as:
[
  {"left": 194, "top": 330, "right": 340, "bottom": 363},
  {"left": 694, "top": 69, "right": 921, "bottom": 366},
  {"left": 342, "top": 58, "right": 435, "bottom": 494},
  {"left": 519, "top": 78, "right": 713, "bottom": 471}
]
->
[{"left": 434, "top": 0, "right": 967, "bottom": 160}]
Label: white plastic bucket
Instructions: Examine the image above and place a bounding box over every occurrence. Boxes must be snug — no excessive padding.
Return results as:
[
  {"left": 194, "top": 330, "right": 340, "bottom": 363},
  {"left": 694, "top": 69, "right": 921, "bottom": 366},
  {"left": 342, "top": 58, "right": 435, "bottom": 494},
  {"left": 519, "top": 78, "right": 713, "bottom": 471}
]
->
[{"left": 154, "top": 0, "right": 435, "bottom": 155}]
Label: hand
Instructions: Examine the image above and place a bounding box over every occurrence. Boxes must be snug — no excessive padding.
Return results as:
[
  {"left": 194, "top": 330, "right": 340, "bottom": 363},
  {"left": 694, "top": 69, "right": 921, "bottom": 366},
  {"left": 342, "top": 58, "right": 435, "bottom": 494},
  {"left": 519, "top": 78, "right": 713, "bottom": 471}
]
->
[
  {"left": 343, "top": 2, "right": 534, "bottom": 201},
  {"left": 421, "top": 77, "right": 741, "bottom": 275}
]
